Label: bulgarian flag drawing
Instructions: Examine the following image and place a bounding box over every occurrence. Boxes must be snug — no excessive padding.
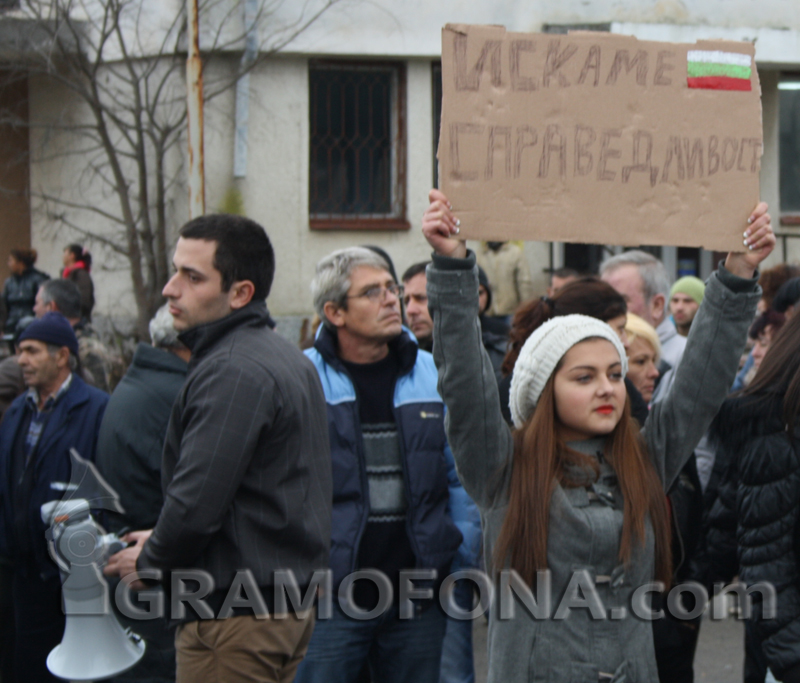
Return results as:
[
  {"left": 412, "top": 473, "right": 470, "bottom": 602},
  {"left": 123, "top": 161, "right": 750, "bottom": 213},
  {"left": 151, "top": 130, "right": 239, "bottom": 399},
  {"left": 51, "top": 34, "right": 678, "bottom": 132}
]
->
[{"left": 687, "top": 50, "right": 753, "bottom": 91}]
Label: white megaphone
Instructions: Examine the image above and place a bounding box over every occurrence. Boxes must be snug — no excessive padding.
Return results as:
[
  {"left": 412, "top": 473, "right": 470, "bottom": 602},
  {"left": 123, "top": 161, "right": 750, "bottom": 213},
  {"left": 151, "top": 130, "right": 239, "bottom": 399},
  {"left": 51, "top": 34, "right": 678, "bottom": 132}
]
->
[{"left": 42, "top": 451, "right": 146, "bottom": 681}]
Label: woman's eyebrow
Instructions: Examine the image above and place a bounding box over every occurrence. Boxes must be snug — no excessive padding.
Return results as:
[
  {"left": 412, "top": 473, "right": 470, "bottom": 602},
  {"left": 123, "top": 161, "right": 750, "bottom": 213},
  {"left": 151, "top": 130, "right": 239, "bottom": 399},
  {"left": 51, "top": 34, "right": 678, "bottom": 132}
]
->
[{"left": 567, "top": 361, "right": 622, "bottom": 371}]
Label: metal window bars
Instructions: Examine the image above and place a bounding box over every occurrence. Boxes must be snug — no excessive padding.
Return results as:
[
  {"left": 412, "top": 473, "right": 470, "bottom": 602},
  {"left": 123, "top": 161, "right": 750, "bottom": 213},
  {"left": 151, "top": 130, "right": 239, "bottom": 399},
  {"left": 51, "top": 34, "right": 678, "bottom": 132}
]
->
[{"left": 309, "top": 61, "right": 407, "bottom": 229}]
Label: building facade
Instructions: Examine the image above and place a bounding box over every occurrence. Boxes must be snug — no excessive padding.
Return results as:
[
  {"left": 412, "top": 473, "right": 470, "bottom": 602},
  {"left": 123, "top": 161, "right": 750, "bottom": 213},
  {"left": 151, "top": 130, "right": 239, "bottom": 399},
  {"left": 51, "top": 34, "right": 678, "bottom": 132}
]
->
[{"left": 2, "top": 0, "right": 799, "bottom": 336}]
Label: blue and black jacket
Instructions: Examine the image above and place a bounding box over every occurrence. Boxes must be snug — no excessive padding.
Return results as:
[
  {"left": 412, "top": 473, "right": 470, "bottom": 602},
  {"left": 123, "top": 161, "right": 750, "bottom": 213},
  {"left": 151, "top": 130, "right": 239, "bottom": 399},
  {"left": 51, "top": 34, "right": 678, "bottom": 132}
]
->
[{"left": 305, "top": 326, "right": 470, "bottom": 587}]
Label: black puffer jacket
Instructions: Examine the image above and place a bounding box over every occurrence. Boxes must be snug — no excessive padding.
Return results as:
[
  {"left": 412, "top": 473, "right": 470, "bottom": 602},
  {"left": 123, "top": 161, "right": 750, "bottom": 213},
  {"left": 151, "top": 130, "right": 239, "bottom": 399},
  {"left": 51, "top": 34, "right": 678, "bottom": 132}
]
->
[
  {"left": 2, "top": 267, "right": 49, "bottom": 333},
  {"left": 706, "top": 394, "right": 800, "bottom": 682}
]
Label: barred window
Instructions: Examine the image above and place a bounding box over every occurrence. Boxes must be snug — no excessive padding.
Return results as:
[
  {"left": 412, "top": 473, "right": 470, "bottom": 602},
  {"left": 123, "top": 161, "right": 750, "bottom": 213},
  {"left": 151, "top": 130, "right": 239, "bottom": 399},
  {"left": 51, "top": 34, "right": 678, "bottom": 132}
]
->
[
  {"left": 309, "top": 61, "right": 408, "bottom": 230},
  {"left": 780, "top": 76, "right": 800, "bottom": 217}
]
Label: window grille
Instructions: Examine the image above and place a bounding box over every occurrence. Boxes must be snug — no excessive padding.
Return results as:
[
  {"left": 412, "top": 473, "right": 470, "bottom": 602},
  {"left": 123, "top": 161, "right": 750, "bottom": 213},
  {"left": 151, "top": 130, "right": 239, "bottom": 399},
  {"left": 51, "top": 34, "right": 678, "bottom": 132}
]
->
[
  {"left": 309, "top": 61, "right": 407, "bottom": 230},
  {"left": 779, "top": 76, "right": 800, "bottom": 215}
]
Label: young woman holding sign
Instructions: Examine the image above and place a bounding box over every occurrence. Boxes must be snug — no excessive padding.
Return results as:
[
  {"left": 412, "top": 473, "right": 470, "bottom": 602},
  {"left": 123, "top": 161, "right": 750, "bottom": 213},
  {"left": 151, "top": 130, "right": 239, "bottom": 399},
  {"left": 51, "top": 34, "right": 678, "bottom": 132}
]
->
[{"left": 421, "top": 188, "right": 774, "bottom": 682}]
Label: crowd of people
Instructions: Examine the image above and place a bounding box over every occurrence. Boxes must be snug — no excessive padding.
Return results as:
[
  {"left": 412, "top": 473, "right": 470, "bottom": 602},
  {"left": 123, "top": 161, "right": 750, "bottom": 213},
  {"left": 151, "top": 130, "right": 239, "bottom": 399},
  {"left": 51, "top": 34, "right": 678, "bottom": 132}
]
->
[{"left": 0, "top": 198, "right": 797, "bottom": 683}]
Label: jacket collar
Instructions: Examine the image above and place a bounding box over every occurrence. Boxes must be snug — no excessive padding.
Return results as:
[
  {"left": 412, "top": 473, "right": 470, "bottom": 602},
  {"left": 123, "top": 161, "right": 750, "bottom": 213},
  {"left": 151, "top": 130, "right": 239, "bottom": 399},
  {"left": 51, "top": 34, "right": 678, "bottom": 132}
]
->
[
  {"left": 178, "top": 301, "right": 274, "bottom": 365},
  {"left": 63, "top": 261, "right": 88, "bottom": 278},
  {"left": 23, "top": 374, "right": 92, "bottom": 458},
  {"left": 131, "top": 342, "right": 188, "bottom": 375},
  {"left": 314, "top": 324, "right": 418, "bottom": 376},
  {"left": 656, "top": 317, "right": 678, "bottom": 346},
  {"left": 25, "top": 372, "right": 73, "bottom": 414}
]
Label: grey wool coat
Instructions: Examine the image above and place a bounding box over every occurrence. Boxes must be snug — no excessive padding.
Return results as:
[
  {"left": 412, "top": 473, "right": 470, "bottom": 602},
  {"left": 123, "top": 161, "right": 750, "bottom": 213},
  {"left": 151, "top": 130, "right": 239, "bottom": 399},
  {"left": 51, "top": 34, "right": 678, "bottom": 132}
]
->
[{"left": 426, "top": 252, "right": 759, "bottom": 683}]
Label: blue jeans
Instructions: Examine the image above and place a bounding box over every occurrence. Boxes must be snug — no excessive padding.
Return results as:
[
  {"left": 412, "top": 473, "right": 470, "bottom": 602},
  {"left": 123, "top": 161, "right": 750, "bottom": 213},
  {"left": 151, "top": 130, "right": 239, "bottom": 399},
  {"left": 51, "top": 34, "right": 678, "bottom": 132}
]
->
[
  {"left": 295, "top": 601, "right": 446, "bottom": 683},
  {"left": 439, "top": 580, "right": 475, "bottom": 683}
]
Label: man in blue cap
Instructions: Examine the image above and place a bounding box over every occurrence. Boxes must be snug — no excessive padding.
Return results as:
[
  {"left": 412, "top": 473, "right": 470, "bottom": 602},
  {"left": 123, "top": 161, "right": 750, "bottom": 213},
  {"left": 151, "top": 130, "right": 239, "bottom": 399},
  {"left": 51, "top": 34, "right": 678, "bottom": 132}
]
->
[{"left": 0, "top": 311, "right": 108, "bottom": 683}]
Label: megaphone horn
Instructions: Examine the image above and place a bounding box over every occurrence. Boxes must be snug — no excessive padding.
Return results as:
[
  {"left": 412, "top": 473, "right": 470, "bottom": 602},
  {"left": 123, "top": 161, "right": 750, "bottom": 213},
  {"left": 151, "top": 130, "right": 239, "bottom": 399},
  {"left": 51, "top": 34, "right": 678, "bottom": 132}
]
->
[
  {"left": 47, "top": 611, "right": 145, "bottom": 681},
  {"left": 42, "top": 496, "right": 145, "bottom": 681}
]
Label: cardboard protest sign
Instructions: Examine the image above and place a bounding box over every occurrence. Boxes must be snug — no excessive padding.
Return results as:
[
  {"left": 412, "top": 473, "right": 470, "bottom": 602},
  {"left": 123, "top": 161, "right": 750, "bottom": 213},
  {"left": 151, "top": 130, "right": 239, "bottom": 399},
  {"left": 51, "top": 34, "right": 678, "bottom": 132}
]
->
[{"left": 438, "top": 25, "right": 762, "bottom": 251}]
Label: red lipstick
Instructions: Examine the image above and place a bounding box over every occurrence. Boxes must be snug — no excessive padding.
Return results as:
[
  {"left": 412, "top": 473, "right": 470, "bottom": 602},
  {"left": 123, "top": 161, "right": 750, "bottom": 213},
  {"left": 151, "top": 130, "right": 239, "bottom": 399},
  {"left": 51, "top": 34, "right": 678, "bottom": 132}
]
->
[{"left": 595, "top": 405, "right": 614, "bottom": 415}]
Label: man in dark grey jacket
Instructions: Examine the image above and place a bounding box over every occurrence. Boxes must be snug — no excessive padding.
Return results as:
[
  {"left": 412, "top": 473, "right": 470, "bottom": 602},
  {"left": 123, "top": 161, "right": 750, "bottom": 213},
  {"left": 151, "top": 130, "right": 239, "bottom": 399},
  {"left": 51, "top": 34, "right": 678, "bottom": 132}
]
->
[
  {"left": 95, "top": 304, "right": 189, "bottom": 683},
  {"left": 105, "top": 215, "right": 332, "bottom": 683},
  {"left": 96, "top": 304, "right": 190, "bottom": 534}
]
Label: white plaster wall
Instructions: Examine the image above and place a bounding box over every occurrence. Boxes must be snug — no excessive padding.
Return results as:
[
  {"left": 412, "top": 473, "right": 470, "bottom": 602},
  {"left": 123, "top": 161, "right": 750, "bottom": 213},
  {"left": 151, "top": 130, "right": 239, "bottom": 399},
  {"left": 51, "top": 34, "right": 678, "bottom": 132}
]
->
[
  {"left": 52, "top": 0, "right": 796, "bottom": 64},
  {"left": 27, "top": 61, "right": 189, "bottom": 328},
  {"left": 27, "top": 74, "right": 141, "bottom": 320},
  {"left": 277, "top": 0, "right": 800, "bottom": 57}
]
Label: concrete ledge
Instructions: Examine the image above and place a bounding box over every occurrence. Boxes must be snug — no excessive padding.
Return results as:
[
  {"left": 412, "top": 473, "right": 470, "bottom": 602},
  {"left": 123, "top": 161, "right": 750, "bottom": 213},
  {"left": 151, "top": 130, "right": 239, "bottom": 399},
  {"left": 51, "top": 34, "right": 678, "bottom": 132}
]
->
[
  {"left": 612, "top": 23, "right": 800, "bottom": 68},
  {"left": 0, "top": 15, "right": 83, "bottom": 63}
]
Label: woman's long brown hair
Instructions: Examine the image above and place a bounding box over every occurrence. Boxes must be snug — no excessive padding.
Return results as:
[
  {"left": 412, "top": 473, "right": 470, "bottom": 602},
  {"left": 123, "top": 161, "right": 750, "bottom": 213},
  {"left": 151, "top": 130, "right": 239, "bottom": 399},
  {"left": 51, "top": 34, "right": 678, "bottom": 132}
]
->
[
  {"left": 739, "top": 311, "right": 800, "bottom": 433},
  {"left": 493, "top": 374, "right": 673, "bottom": 589}
]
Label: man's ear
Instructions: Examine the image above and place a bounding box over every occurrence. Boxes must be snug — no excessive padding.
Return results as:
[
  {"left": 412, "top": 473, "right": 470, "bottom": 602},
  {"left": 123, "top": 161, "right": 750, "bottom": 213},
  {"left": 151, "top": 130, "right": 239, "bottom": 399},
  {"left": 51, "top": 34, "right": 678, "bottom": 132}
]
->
[
  {"left": 229, "top": 280, "right": 256, "bottom": 310},
  {"left": 57, "top": 347, "right": 71, "bottom": 370},
  {"left": 323, "top": 301, "right": 345, "bottom": 329},
  {"left": 650, "top": 293, "right": 666, "bottom": 324}
]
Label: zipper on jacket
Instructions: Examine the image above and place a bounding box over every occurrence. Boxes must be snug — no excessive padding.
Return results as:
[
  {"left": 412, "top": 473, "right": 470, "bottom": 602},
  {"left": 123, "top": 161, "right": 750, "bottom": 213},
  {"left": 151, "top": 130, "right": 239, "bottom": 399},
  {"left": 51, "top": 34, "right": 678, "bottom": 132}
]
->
[
  {"left": 392, "top": 380, "right": 423, "bottom": 565},
  {"left": 342, "top": 367, "right": 371, "bottom": 576}
]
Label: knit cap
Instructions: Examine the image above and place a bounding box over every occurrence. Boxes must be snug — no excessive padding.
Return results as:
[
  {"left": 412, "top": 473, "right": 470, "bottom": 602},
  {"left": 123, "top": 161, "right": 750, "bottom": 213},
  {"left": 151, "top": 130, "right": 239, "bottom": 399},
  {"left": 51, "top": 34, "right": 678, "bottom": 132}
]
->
[
  {"left": 17, "top": 312, "right": 79, "bottom": 357},
  {"left": 509, "top": 314, "right": 628, "bottom": 430},
  {"left": 670, "top": 276, "right": 705, "bottom": 305}
]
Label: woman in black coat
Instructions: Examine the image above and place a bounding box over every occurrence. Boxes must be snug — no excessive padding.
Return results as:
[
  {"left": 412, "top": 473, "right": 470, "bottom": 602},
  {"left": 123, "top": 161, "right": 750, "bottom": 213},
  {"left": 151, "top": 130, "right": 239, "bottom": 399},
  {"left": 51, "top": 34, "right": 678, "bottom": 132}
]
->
[
  {"left": 2, "top": 248, "right": 49, "bottom": 334},
  {"left": 706, "top": 311, "right": 800, "bottom": 683}
]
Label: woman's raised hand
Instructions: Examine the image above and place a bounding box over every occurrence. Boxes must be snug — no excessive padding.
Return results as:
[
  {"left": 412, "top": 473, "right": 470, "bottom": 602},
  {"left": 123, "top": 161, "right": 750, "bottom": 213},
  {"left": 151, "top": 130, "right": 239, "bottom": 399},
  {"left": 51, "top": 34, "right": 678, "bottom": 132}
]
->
[
  {"left": 422, "top": 189, "right": 467, "bottom": 259},
  {"left": 724, "top": 202, "right": 776, "bottom": 279}
]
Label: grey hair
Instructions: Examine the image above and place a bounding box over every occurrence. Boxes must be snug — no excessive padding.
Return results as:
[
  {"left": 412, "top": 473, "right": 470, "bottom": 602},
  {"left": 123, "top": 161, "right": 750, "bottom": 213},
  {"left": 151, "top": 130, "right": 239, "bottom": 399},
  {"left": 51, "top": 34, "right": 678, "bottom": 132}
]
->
[
  {"left": 46, "top": 343, "right": 79, "bottom": 372},
  {"left": 599, "top": 250, "right": 671, "bottom": 303},
  {"left": 40, "top": 279, "right": 82, "bottom": 320},
  {"left": 149, "top": 304, "right": 183, "bottom": 349},
  {"left": 312, "top": 247, "right": 391, "bottom": 330}
]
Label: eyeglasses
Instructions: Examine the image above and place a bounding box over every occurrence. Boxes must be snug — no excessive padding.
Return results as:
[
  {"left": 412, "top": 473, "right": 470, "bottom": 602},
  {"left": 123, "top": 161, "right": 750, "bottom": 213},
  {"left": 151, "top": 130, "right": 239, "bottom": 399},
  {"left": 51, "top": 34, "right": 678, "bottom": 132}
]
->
[{"left": 347, "top": 283, "right": 405, "bottom": 303}]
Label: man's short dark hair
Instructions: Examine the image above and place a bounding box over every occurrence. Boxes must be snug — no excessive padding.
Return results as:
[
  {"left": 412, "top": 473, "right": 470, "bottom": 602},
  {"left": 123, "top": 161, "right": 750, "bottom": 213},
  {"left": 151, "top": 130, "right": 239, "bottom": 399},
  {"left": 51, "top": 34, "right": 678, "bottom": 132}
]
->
[
  {"left": 773, "top": 277, "right": 800, "bottom": 314},
  {"left": 552, "top": 267, "right": 580, "bottom": 279},
  {"left": 179, "top": 214, "right": 275, "bottom": 300},
  {"left": 40, "top": 279, "right": 82, "bottom": 319},
  {"left": 402, "top": 261, "right": 430, "bottom": 283}
]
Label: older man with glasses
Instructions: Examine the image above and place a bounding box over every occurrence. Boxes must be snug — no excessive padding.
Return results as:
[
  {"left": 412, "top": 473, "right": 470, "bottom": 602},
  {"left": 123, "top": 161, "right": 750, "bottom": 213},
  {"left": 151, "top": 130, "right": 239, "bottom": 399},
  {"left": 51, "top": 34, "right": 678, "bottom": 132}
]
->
[{"left": 298, "top": 247, "right": 464, "bottom": 683}]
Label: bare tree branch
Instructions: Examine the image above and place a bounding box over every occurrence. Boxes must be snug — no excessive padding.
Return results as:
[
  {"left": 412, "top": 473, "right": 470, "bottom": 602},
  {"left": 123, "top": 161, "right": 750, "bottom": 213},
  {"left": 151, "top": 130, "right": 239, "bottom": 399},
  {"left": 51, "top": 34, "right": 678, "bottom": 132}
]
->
[
  {"left": 33, "top": 190, "right": 129, "bottom": 226},
  {"left": 4, "top": 0, "right": 347, "bottom": 338}
]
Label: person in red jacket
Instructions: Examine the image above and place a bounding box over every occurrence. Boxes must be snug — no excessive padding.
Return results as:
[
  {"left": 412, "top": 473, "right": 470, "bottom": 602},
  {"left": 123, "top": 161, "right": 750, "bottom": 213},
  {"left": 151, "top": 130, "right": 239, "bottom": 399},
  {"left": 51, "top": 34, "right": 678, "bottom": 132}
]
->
[{"left": 61, "top": 243, "right": 95, "bottom": 321}]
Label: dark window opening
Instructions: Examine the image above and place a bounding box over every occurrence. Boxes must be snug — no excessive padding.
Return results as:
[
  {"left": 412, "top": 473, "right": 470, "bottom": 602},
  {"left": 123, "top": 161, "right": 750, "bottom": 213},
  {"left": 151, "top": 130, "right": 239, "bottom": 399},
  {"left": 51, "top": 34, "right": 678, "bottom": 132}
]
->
[
  {"left": 432, "top": 61, "right": 442, "bottom": 189},
  {"left": 542, "top": 23, "right": 612, "bottom": 34},
  {"left": 563, "top": 243, "right": 608, "bottom": 274},
  {"left": 779, "top": 76, "right": 800, "bottom": 215},
  {"left": 309, "top": 61, "right": 407, "bottom": 230},
  {"left": 676, "top": 247, "right": 700, "bottom": 277}
]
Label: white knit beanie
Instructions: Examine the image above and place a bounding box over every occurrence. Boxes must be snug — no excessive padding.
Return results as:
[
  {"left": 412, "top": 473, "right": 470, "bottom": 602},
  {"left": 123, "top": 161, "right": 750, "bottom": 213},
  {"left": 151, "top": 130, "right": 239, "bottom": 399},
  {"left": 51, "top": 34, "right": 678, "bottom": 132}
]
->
[{"left": 509, "top": 314, "right": 628, "bottom": 429}]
